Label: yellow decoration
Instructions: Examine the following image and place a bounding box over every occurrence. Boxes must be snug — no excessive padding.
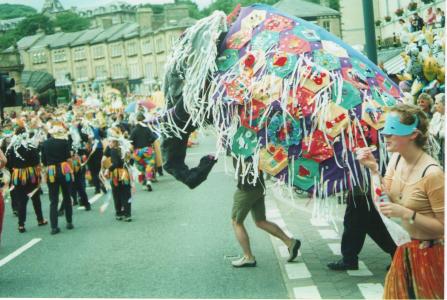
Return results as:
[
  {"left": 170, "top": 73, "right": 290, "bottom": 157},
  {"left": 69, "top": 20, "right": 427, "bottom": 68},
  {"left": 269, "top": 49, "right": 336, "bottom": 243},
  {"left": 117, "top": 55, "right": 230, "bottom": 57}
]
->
[{"left": 423, "top": 55, "right": 439, "bottom": 82}]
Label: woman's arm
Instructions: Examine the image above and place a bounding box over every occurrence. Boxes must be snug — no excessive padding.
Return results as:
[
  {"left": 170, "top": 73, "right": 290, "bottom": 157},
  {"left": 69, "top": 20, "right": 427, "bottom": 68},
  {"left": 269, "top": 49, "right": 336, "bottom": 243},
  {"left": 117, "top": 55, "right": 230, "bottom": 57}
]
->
[{"left": 0, "top": 149, "right": 6, "bottom": 169}]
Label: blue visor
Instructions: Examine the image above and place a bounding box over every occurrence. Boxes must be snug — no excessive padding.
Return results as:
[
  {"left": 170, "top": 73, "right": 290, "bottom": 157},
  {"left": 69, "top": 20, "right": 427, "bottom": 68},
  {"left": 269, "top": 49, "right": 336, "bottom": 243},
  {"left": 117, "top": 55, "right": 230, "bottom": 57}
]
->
[{"left": 381, "top": 112, "right": 418, "bottom": 136}]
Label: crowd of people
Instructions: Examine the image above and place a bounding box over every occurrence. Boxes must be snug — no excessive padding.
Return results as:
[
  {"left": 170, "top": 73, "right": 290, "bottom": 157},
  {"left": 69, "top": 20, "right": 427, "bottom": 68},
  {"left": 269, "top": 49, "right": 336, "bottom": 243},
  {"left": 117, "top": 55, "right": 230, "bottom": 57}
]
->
[{"left": 0, "top": 103, "right": 162, "bottom": 237}]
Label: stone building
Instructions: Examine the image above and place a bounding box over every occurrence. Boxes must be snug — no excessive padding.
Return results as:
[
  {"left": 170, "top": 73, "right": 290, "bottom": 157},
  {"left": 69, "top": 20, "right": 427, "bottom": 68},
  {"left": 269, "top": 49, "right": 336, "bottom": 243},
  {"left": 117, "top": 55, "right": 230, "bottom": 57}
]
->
[
  {"left": 10, "top": 4, "right": 196, "bottom": 100},
  {"left": 274, "top": 0, "right": 342, "bottom": 37}
]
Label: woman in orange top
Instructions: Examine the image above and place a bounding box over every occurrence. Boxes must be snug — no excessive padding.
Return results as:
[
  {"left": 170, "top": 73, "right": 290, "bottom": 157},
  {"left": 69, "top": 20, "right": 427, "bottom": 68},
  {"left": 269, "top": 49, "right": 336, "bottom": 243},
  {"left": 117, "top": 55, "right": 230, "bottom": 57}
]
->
[{"left": 358, "top": 104, "right": 444, "bottom": 299}]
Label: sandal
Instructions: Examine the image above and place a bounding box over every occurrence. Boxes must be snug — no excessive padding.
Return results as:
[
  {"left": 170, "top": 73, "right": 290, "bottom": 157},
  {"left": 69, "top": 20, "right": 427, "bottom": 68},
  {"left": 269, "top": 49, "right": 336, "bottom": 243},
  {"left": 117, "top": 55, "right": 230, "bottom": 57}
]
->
[
  {"left": 38, "top": 220, "right": 48, "bottom": 226},
  {"left": 18, "top": 226, "right": 26, "bottom": 233}
]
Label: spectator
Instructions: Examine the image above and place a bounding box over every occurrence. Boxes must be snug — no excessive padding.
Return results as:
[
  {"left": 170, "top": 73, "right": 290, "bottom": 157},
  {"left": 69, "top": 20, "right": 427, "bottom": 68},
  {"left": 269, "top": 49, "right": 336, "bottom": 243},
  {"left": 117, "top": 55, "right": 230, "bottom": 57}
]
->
[
  {"left": 436, "top": 8, "right": 445, "bottom": 28},
  {"left": 425, "top": 7, "right": 437, "bottom": 27},
  {"left": 359, "top": 104, "right": 444, "bottom": 299},
  {"left": 398, "top": 19, "right": 411, "bottom": 44},
  {"left": 417, "top": 93, "right": 434, "bottom": 119},
  {"left": 0, "top": 148, "right": 6, "bottom": 246},
  {"left": 411, "top": 12, "right": 425, "bottom": 32},
  {"left": 429, "top": 93, "right": 445, "bottom": 167}
]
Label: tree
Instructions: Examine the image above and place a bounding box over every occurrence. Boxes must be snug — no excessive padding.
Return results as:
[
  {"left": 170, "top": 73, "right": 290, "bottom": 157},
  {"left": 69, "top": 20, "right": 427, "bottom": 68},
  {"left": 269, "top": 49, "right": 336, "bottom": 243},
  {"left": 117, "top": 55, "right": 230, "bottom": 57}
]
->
[
  {"left": 15, "top": 14, "right": 54, "bottom": 37},
  {"left": 0, "top": 4, "right": 36, "bottom": 20},
  {"left": 54, "top": 12, "right": 90, "bottom": 32}
]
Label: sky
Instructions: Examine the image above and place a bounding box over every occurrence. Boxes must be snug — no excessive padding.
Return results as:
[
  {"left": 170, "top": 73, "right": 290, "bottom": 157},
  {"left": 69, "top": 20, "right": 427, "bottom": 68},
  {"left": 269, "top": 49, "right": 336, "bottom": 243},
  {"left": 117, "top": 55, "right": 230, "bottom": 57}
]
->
[{"left": 0, "top": 0, "right": 213, "bottom": 10}]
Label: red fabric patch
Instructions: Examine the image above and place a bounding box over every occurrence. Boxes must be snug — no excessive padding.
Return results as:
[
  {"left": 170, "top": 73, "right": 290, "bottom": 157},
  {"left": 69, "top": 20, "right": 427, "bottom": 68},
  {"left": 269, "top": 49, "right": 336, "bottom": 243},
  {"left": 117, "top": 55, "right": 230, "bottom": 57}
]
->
[
  {"left": 273, "top": 56, "right": 287, "bottom": 67},
  {"left": 244, "top": 54, "right": 255, "bottom": 68},
  {"left": 299, "top": 165, "right": 310, "bottom": 177}
]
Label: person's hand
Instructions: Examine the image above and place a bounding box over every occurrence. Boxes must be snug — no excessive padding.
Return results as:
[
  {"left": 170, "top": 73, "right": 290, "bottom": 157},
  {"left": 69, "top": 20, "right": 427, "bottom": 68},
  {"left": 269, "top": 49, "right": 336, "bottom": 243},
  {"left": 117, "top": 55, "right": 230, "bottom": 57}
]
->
[
  {"left": 379, "top": 202, "right": 413, "bottom": 219},
  {"left": 356, "top": 147, "right": 379, "bottom": 173}
]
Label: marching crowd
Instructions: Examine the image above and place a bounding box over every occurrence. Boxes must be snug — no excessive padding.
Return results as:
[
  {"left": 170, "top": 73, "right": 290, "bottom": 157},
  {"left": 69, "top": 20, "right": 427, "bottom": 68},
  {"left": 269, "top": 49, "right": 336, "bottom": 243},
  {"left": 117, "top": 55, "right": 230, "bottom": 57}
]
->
[{"left": 0, "top": 103, "right": 162, "bottom": 238}]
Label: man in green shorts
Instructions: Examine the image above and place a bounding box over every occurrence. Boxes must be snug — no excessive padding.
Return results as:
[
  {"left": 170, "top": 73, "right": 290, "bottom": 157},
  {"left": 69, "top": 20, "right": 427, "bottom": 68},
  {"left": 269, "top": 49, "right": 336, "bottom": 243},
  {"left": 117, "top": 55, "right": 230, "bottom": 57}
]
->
[{"left": 231, "top": 159, "right": 301, "bottom": 267}]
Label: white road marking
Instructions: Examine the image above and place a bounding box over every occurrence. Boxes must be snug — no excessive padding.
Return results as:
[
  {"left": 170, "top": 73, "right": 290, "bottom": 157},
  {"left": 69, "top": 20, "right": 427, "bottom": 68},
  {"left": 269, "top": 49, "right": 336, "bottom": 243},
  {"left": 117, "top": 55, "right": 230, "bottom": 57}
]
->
[
  {"left": 327, "top": 243, "right": 342, "bottom": 255},
  {"left": 285, "top": 262, "right": 312, "bottom": 279},
  {"left": 347, "top": 261, "right": 373, "bottom": 276},
  {"left": 318, "top": 229, "right": 339, "bottom": 240},
  {"left": 0, "top": 238, "right": 42, "bottom": 268},
  {"left": 88, "top": 193, "right": 103, "bottom": 204},
  {"left": 293, "top": 285, "right": 321, "bottom": 299},
  {"left": 358, "top": 283, "right": 384, "bottom": 299},
  {"left": 310, "top": 218, "right": 330, "bottom": 227}
]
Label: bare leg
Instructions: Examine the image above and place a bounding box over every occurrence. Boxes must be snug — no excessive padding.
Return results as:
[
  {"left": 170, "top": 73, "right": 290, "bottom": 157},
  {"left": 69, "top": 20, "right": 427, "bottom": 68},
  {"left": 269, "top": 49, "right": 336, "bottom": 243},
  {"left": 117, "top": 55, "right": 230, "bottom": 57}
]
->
[
  {"left": 255, "top": 220, "right": 293, "bottom": 248},
  {"left": 232, "top": 220, "right": 255, "bottom": 259}
]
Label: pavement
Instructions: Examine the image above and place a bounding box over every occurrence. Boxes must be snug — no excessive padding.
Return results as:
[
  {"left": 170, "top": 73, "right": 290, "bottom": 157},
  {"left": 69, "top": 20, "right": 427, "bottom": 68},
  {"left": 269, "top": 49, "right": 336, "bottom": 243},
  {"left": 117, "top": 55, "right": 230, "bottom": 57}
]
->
[{"left": 0, "top": 132, "right": 391, "bottom": 299}]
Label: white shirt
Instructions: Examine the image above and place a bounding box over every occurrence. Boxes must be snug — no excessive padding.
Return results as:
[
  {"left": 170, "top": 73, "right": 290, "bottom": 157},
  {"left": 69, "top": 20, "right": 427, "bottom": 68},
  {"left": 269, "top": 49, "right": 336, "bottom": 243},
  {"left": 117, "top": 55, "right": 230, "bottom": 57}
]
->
[{"left": 429, "top": 111, "right": 445, "bottom": 139}]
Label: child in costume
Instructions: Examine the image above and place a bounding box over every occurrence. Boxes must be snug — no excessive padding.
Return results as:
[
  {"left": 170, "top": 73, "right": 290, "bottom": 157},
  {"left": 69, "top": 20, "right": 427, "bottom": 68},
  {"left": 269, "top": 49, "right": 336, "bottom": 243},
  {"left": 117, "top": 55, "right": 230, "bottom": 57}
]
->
[
  {"left": 102, "top": 127, "right": 134, "bottom": 222},
  {"left": 129, "top": 113, "right": 157, "bottom": 191}
]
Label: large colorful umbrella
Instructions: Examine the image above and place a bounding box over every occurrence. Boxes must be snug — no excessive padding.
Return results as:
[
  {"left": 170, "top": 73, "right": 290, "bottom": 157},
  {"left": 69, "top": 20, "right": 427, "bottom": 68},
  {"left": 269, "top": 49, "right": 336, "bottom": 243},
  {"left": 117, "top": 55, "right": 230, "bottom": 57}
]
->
[{"left": 162, "top": 4, "right": 402, "bottom": 196}]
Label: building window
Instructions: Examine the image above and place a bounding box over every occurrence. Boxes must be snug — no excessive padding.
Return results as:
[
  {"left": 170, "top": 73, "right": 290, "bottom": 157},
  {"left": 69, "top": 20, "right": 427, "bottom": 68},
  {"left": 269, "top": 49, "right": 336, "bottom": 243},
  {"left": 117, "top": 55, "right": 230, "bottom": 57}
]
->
[
  {"left": 322, "top": 20, "right": 331, "bottom": 32},
  {"left": 144, "top": 62, "right": 154, "bottom": 81},
  {"left": 32, "top": 51, "right": 47, "bottom": 64},
  {"left": 54, "top": 68, "right": 70, "bottom": 86},
  {"left": 155, "top": 37, "right": 165, "bottom": 53},
  {"left": 73, "top": 47, "right": 86, "bottom": 61},
  {"left": 110, "top": 43, "right": 123, "bottom": 58},
  {"left": 95, "top": 65, "right": 107, "bottom": 80},
  {"left": 93, "top": 45, "right": 105, "bottom": 59},
  {"left": 75, "top": 65, "right": 88, "bottom": 81},
  {"left": 141, "top": 39, "right": 152, "bottom": 55},
  {"left": 157, "top": 60, "right": 165, "bottom": 77},
  {"left": 126, "top": 41, "right": 137, "bottom": 56},
  {"left": 128, "top": 63, "right": 141, "bottom": 79},
  {"left": 169, "top": 34, "right": 178, "bottom": 47},
  {"left": 111, "top": 63, "right": 125, "bottom": 79},
  {"left": 53, "top": 49, "right": 66, "bottom": 63}
]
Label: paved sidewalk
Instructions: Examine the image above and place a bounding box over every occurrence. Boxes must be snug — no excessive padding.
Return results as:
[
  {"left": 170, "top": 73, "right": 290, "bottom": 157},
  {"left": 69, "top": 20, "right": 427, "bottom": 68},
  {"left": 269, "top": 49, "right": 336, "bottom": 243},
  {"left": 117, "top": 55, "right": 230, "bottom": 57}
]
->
[{"left": 265, "top": 182, "right": 391, "bottom": 299}]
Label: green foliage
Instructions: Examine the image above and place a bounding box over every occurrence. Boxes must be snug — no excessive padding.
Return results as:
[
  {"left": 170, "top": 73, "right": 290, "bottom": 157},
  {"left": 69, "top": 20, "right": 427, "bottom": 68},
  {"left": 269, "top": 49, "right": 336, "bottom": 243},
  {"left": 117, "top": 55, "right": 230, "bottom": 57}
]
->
[
  {"left": 304, "top": 0, "right": 340, "bottom": 11},
  {"left": 15, "top": 14, "right": 54, "bottom": 37},
  {"left": 0, "top": 4, "right": 36, "bottom": 20},
  {"left": 54, "top": 12, "right": 90, "bottom": 32}
]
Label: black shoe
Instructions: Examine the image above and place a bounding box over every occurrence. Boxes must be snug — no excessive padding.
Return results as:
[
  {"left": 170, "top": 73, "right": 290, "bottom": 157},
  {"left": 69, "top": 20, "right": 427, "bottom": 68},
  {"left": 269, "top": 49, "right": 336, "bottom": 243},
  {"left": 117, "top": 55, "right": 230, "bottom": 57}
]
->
[
  {"left": 18, "top": 226, "right": 26, "bottom": 233},
  {"left": 287, "top": 239, "right": 301, "bottom": 262},
  {"left": 327, "top": 259, "right": 358, "bottom": 271},
  {"left": 38, "top": 219, "right": 48, "bottom": 226},
  {"left": 51, "top": 228, "right": 61, "bottom": 235},
  {"left": 146, "top": 184, "right": 153, "bottom": 192},
  {"left": 124, "top": 216, "right": 132, "bottom": 222},
  {"left": 66, "top": 223, "right": 74, "bottom": 230},
  {"left": 157, "top": 167, "right": 164, "bottom": 176},
  {"left": 85, "top": 206, "right": 91, "bottom": 211},
  {"left": 73, "top": 200, "right": 79, "bottom": 206},
  {"left": 116, "top": 215, "right": 123, "bottom": 221}
]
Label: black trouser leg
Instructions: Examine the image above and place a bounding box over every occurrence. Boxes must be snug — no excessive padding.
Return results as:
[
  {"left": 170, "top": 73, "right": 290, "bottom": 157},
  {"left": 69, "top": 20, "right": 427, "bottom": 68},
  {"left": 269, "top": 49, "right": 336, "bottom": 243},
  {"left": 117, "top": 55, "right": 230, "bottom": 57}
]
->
[
  {"left": 48, "top": 181, "right": 61, "bottom": 229},
  {"left": 341, "top": 191, "right": 397, "bottom": 264},
  {"left": 365, "top": 196, "right": 397, "bottom": 257},
  {"left": 60, "top": 179, "right": 72, "bottom": 224},
  {"left": 30, "top": 189, "right": 44, "bottom": 222},
  {"left": 15, "top": 186, "right": 28, "bottom": 227},
  {"left": 340, "top": 192, "right": 368, "bottom": 264},
  {"left": 89, "top": 151, "right": 105, "bottom": 193},
  {"left": 75, "top": 169, "right": 90, "bottom": 208},
  {"left": 120, "top": 184, "right": 131, "bottom": 217},
  {"left": 112, "top": 186, "right": 123, "bottom": 216},
  {"left": 10, "top": 187, "right": 18, "bottom": 214}
]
